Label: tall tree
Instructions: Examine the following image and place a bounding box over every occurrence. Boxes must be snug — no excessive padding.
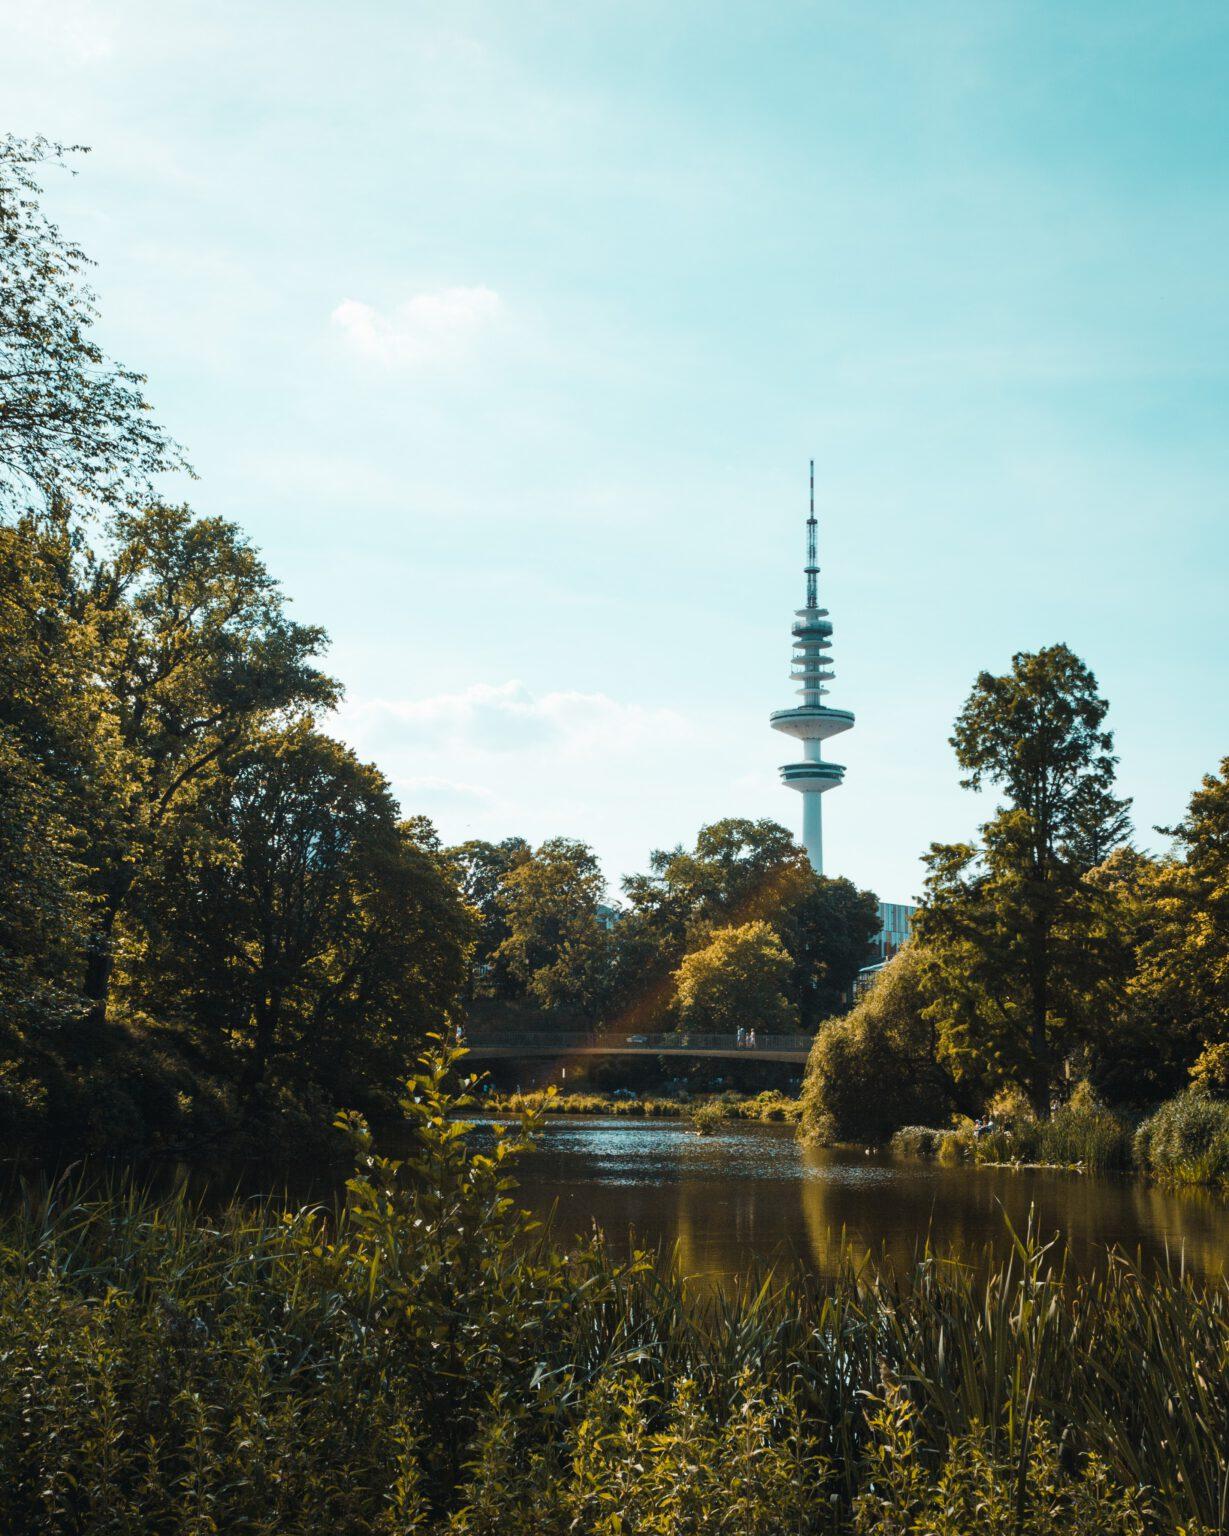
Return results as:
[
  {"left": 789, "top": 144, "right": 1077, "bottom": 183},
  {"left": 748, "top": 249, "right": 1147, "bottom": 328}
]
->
[
  {"left": 496, "top": 838, "right": 609, "bottom": 1017},
  {"left": 916, "top": 645, "right": 1132, "bottom": 1115},
  {"left": 448, "top": 836, "right": 531, "bottom": 1002},
  {"left": 0, "top": 136, "right": 187, "bottom": 513},
  {"left": 126, "top": 724, "right": 472, "bottom": 1098},
  {"left": 82, "top": 502, "right": 335, "bottom": 1017}
]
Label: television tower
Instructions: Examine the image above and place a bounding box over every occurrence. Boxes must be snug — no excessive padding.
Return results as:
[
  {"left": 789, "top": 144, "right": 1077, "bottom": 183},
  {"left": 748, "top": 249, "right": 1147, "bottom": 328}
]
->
[{"left": 769, "top": 462, "right": 853, "bottom": 873}]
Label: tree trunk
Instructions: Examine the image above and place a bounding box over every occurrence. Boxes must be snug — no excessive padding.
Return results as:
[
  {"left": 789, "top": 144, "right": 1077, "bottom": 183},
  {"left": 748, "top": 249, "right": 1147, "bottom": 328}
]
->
[{"left": 83, "top": 897, "right": 121, "bottom": 1026}]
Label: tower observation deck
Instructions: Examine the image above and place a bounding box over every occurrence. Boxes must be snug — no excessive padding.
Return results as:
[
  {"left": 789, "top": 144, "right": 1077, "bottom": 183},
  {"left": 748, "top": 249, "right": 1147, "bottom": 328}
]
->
[{"left": 769, "top": 463, "right": 853, "bottom": 873}]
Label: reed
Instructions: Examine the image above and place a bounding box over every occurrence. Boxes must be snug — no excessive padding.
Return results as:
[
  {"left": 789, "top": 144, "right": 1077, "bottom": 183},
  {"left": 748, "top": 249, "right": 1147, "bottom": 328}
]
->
[{"left": 0, "top": 1047, "right": 1225, "bottom": 1533}]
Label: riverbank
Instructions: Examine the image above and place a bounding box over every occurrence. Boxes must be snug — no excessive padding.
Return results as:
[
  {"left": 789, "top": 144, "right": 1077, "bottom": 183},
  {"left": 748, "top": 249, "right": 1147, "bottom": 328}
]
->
[
  {"left": 1, "top": 1050, "right": 1224, "bottom": 1534},
  {"left": 484, "top": 1086, "right": 801, "bottom": 1122}
]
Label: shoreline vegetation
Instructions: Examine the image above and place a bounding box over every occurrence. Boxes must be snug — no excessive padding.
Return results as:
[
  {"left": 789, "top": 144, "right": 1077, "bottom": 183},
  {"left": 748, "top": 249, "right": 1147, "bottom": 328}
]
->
[
  {"left": 483, "top": 1087, "right": 802, "bottom": 1123},
  {"left": 0, "top": 1046, "right": 1225, "bottom": 1535}
]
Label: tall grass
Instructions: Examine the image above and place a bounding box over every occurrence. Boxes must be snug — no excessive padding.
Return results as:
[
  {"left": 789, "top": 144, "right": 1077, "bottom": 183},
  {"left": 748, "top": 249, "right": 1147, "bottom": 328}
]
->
[
  {"left": 0, "top": 1047, "right": 1226, "bottom": 1533},
  {"left": 893, "top": 1100, "right": 1134, "bottom": 1173},
  {"left": 1135, "top": 1090, "right": 1229, "bottom": 1187},
  {"left": 486, "top": 1087, "right": 801, "bottom": 1123}
]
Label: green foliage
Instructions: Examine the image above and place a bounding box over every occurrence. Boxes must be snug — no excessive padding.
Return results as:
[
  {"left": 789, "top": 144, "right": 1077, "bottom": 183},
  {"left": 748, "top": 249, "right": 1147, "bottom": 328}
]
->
[
  {"left": 448, "top": 835, "right": 531, "bottom": 1001},
  {"left": 690, "top": 1100, "right": 724, "bottom": 1135},
  {"left": 1, "top": 1058, "right": 1228, "bottom": 1532},
  {"left": 852, "top": 1382, "right": 1148, "bottom": 1535},
  {"left": 674, "top": 919, "right": 794, "bottom": 1035},
  {"left": 800, "top": 947, "right": 960, "bottom": 1144},
  {"left": 1130, "top": 758, "right": 1229, "bottom": 1089},
  {"left": 486, "top": 1088, "right": 801, "bottom": 1122},
  {"left": 1190, "top": 1041, "right": 1229, "bottom": 1099},
  {"left": 1134, "top": 1090, "right": 1229, "bottom": 1187},
  {"left": 917, "top": 645, "right": 1133, "bottom": 1116},
  {"left": 126, "top": 723, "right": 472, "bottom": 1098},
  {"left": 618, "top": 819, "right": 878, "bottom": 1033},
  {"left": 495, "top": 837, "right": 611, "bottom": 1015},
  {"left": 0, "top": 136, "right": 188, "bottom": 512}
]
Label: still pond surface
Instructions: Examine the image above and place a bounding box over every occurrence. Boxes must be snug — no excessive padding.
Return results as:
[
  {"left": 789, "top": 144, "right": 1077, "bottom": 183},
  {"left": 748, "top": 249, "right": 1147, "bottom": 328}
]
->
[{"left": 490, "top": 1116, "right": 1229, "bottom": 1286}]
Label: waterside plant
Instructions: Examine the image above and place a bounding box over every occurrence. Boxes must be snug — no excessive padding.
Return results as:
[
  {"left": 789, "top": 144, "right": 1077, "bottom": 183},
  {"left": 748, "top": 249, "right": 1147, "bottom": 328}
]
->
[{"left": 0, "top": 1043, "right": 1226, "bottom": 1533}]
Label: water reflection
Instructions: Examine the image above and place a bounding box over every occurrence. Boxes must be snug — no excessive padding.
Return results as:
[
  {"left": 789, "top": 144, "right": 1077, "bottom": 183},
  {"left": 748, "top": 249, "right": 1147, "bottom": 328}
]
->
[{"left": 498, "top": 1117, "right": 1229, "bottom": 1287}]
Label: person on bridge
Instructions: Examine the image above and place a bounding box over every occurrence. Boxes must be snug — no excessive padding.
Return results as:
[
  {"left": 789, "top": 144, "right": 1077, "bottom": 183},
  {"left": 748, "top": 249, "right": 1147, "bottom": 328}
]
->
[{"left": 748, "top": 1029, "right": 757, "bottom": 1050}]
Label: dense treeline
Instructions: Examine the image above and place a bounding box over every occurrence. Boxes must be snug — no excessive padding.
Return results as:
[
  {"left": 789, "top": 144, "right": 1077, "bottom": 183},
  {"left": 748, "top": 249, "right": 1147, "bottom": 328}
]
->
[
  {"left": 802, "top": 644, "right": 1229, "bottom": 1180},
  {"left": 1, "top": 137, "right": 878, "bottom": 1156},
  {"left": 0, "top": 1048, "right": 1224, "bottom": 1534},
  {"left": 451, "top": 820, "right": 880, "bottom": 1036},
  {"left": 0, "top": 138, "right": 474, "bottom": 1152}
]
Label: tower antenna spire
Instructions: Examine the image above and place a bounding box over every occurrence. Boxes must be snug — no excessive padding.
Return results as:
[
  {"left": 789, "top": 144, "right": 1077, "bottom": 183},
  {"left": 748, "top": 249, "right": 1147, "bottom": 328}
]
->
[
  {"left": 806, "top": 459, "right": 818, "bottom": 610},
  {"left": 769, "top": 459, "right": 853, "bottom": 874}
]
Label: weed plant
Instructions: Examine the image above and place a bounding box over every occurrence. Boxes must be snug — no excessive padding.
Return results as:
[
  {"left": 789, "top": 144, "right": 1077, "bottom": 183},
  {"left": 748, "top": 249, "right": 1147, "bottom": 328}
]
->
[{"left": 0, "top": 1043, "right": 1226, "bottom": 1533}]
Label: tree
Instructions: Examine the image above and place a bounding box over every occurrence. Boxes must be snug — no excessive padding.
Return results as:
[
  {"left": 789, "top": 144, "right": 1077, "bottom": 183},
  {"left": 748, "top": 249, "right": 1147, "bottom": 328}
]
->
[
  {"left": 125, "top": 724, "right": 472, "bottom": 1099},
  {"left": 448, "top": 836, "right": 531, "bottom": 1001},
  {"left": 673, "top": 920, "right": 794, "bottom": 1036},
  {"left": 0, "top": 136, "right": 187, "bottom": 513},
  {"left": 1131, "top": 758, "right": 1229, "bottom": 1075},
  {"left": 79, "top": 501, "right": 335, "bottom": 1018},
  {"left": 496, "top": 838, "right": 610, "bottom": 1016},
  {"left": 799, "top": 945, "right": 966, "bottom": 1144},
  {"left": 915, "top": 645, "right": 1132, "bottom": 1115},
  {"left": 619, "top": 818, "right": 876, "bottom": 1031},
  {"left": 778, "top": 874, "right": 881, "bottom": 1027}
]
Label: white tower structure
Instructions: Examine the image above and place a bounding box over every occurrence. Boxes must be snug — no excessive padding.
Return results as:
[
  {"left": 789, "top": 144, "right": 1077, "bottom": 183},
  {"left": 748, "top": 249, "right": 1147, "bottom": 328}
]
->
[{"left": 769, "top": 463, "right": 854, "bottom": 873}]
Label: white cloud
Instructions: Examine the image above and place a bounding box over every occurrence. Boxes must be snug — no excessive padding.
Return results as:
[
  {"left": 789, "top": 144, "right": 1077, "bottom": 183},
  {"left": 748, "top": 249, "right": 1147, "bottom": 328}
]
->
[
  {"left": 330, "top": 286, "right": 503, "bottom": 368},
  {"left": 337, "top": 680, "right": 691, "bottom": 760}
]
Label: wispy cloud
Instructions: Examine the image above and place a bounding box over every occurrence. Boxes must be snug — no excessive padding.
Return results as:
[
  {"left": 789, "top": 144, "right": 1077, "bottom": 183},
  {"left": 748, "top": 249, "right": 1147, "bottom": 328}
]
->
[
  {"left": 337, "top": 680, "right": 691, "bottom": 760},
  {"left": 330, "top": 286, "right": 503, "bottom": 368}
]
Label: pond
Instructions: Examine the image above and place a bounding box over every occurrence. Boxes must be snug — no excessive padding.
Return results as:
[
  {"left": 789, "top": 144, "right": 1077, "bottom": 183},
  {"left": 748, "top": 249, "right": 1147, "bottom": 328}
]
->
[{"left": 493, "top": 1116, "right": 1229, "bottom": 1286}]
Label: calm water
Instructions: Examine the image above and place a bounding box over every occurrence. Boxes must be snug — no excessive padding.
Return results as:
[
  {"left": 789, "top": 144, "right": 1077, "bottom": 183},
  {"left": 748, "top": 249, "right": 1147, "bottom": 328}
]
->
[{"left": 492, "top": 1116, "right": 1229, "bottom": 1286}]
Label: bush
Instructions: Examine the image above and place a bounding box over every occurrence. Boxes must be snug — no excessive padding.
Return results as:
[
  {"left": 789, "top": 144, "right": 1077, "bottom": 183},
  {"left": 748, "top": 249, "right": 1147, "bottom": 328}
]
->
[
  {"left": 800, "top": 947, "right": 956, "bottom": 1145},
  {"left": 690, "top": 1101, "right": 724, "bottom": 1135},
  {"left": 890, "top": 1126, "right": 947, "bottom": 1160},
  {"left": 1135, "top": 1089, "right": 1229, "bottom": 1186}
]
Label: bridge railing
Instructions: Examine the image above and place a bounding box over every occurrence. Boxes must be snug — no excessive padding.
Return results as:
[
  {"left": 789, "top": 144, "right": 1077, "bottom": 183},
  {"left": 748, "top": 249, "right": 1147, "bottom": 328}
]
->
[{"left": 464, "top": 1030, "right": 814, "bottom": 1055}]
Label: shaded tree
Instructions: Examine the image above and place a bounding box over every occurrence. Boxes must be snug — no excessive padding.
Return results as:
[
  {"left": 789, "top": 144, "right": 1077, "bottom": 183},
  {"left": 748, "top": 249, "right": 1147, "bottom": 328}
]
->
[
  {"left": 126, "top": 724, "right": 471, "bottom": 1099},
  {"left": 1131, "top": 758, "right": 1229, "bottom": 1077},
  {"left": 448, "top": 836, "right": 531, "bottom": 1002}
]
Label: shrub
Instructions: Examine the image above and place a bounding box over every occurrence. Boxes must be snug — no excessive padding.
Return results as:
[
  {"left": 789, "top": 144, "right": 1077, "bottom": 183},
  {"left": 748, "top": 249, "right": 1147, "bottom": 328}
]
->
[
  {"left": 852, "top": 1382, "right": 1148, "bottom": 1536},
  {"left": 890, "top": 1126, "right": 947, "bottom": 1160},
  {"left": 690, "top": 1101, "right": 724, "bottom": 1135},
  {"left": 1135, "top": 1089, "right": 1229, "bottom": 1186},
  {"left": 1036, "top": 1094, "right": 1132, "bottom": 1172},
  {"left": 800, "top": 947, "right": 956, "bottom": 1145}
]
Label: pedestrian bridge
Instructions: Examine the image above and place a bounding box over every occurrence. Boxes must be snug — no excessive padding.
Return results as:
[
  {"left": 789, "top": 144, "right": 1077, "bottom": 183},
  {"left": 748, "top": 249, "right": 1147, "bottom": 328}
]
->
[{"left": 464, "top": 1030, "right": 814, "bottom": 1065}]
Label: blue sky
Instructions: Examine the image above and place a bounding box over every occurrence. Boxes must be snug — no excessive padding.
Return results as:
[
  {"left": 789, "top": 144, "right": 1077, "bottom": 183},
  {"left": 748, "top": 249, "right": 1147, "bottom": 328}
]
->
[{"left": 5, "top": 1, "right": 1228, "bottom": 901}]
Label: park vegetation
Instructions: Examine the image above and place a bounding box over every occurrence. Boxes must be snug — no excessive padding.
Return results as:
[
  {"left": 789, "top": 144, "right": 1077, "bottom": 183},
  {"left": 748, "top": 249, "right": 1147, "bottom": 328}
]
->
[
  {"left": 801, "top": 644, "right": 1229, "bottom": 1186},
  {"left": 0, "top": 1043, "right": 1225, "bottom": 1535},
  {"left": 6, "top": 125, "right": 1229, "bottom": 1535},
  {"left": 0, "top": 136, "right": 878, "bottom": 1158}
]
